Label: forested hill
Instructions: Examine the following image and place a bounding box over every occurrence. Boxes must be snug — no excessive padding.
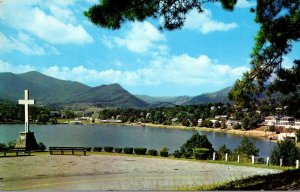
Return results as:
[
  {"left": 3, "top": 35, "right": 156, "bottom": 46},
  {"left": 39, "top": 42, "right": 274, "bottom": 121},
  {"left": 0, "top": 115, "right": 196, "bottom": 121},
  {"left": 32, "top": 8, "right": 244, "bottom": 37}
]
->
[
  {"left": 0, "top": 71, "right": 148, "bottom": 108},
  {"left": 184, "top": 87, "right": 231, "bottom": 105}
]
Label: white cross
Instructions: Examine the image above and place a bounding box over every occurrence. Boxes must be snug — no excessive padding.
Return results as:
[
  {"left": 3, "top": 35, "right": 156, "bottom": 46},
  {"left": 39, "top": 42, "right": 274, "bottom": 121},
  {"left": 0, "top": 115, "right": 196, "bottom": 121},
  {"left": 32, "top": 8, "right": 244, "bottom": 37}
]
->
[{"left": 18, "top": 90, "right": 34, "bottom": 133}]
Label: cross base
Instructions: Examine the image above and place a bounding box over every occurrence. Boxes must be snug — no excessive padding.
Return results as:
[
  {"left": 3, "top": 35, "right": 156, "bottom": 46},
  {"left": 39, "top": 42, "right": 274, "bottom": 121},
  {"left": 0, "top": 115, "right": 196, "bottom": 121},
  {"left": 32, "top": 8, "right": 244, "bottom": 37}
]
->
[{"left": 15, "top": 132, "right": 38, "bottom": 151}]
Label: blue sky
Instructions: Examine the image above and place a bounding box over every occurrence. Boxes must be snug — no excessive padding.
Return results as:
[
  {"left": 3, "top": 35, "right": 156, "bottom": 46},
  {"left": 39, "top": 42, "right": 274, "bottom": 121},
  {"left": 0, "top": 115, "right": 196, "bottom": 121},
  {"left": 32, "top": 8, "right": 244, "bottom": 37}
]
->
[{"left": 0, "top": 0, "right": 299, "bottom": 96}]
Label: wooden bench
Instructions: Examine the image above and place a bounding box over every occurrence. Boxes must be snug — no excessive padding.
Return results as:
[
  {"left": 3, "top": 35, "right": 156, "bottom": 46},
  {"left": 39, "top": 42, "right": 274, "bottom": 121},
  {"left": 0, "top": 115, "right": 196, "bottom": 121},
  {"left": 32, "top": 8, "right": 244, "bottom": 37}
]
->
[
  {"left": 0, "top": 148, "right": 31, "bottom": 157},
  {"left": 49, "top": 147, "right": 87, "bottom": 156}
]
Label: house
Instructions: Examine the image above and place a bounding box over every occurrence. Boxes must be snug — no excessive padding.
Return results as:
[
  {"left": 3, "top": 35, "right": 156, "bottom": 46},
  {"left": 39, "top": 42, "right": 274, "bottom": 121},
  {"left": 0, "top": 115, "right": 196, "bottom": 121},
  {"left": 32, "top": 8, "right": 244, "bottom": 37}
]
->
[
  {"left": 50, "top": 111, "right": 61, "bottom": 117},
  {"left": 171, "top": 118, "right": 178, "bottom": 123},
  {"left": 263, "top": 115, "right": 297, "bottom": 129},
  {"left": 278, "top": 132, "right": 296, "bottom": 141},
  {"left": 197, "top": 119, "right": 202, "bottom": 126},
  {"left": 215, "top": 115, "right": 227, "bottom": 120},
  {"left": 226, "top": 119, "right": 241, "bottom": 127}
]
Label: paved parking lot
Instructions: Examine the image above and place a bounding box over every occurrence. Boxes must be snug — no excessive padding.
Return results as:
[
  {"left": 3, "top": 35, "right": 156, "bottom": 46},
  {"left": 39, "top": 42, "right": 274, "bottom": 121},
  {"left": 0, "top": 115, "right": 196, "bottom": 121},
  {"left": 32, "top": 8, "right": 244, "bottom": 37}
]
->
[{"left": 0, "top": 154, "right": 280, "bottom": 190}]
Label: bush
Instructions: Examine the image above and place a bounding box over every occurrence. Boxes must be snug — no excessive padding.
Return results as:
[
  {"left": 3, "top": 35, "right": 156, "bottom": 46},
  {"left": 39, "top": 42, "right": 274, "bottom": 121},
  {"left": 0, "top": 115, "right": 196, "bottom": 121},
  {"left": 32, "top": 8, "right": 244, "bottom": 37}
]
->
[
  {"left": 193, "top": 148, "right": 210, "bottom": 160},
  {"left": 115, "top": 148, "right": 122, "bottom": 153},
  {"left": 124, "top": 147, "right": 133, "bottom": 154},
  {"left": 7, "top": 140, "right": 16, "bottom": 149},
  {"left": 148, "top": 149, "right": 158, "bottom": 156},
  {"left": 134, "top": 148, "right": 147, "bottom": 155},
  {"left": 86, "top": 147, "right": 92, "bottom": 152},
  {"left": 160, "top": 146, "right": 169, "bottom": 157},
  {"left": 173, "top": 150, "right": 182, "bottom": 158},
  {"left": 234, "top": 137, "right": 259, "bottom": 156},
  {"left": 218, "top": 144, "right": 232, "bottom": 159},
  {"left": 270, "top": 139, "right": 299, "bottom": 166},
  {"left": 233, "top": 123, "right": 242, "bottom": 130},
  {"left": 37, "top": 142, "right": 46, "bottom": 151},
  {"left": 0, "top": 143, "right": 7, "bottom": 150},
  {"left": 104, "top": 146, "right": 114, "bottom": 152},
  {"left": 180, "top": 133, "right": 213, "bottom": 158},
  {"left": 93, "top": 147, "right": 102, "bottom": 152}
]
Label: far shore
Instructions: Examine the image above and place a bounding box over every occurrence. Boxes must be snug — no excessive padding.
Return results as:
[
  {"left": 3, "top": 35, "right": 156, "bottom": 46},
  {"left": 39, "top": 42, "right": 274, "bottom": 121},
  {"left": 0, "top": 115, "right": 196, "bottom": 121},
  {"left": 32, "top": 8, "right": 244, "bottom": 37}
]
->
[{"left": 1, "top": 120, "right": 279, "bottom": 141}]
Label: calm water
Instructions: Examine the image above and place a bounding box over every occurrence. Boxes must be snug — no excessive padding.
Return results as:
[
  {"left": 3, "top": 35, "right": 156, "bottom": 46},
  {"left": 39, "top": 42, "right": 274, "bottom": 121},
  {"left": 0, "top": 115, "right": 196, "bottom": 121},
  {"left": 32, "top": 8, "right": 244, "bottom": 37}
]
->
[{"left": 0, "top": 124, "right": 276, "bottom": 157}]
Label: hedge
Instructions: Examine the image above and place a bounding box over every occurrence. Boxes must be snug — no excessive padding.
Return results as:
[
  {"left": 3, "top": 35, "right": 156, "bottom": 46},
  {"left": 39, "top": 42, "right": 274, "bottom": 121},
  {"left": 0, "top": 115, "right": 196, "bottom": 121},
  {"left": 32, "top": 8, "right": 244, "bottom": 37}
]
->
[
  {"left": 124, "top": 147, "right": 133, "bottom": 154},
  {"left": 173, "top": 150, "right": 182, "bottom": 158},
  {"left": 148, "top": 149, "right": 158, "bottom": 156},
  {"left": 104, "top": 146, "right": 114, "bottom": 152},
  {"left": 115, "top": 148, "right": 123, "bottom": 153},
  {"left": 93, "top": 147, "right": 102, "bottom": 152},
  {"left": 160, "top": 151, "right": 168, "bottom": 157},
  {"left": 134, "top": 148, "right": 147, "bottom": 155},
  {"left": 193, "top": 148, "right": 210, "bottom": 160}
]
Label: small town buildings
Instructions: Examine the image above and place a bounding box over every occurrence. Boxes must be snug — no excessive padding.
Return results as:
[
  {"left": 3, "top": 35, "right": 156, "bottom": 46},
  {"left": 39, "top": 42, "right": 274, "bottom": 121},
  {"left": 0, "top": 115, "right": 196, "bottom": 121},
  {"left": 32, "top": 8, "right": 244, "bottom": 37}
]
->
[
  {"left": 263, "top": 115, "right": 299, "bottom": 129},
  {"left": 214, "top": 115, "right": 227, "bottom": 120},
  {"left": 277, "top": 132, "right": 296, "bottom": 141},
  {"left": 197, "top": 119, "right": 202, "bottom": 126},
  {"left": 226, "top": 119, "right": 241, "bottom": 127},
  {"left": 50, "top": 111, "right": 61, "bottom": 117}
]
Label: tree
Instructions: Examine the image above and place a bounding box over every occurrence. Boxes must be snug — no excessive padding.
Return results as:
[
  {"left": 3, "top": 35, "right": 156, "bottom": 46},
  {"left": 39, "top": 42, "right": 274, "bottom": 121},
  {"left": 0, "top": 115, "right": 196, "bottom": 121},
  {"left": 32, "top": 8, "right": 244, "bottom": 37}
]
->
[
  {"left": 234, "top": 137, "right": 259, "bottom": 157},
  {"left": 180, "top": 133, "right": 213, "bottom": 158},
  {"left": 270, "top": 139, "right": 299, "bottom": 166},
  {"left": 296, "top": 129, "right": 300, "bottom": 143},
  {"left": 85, "top": 1, "right": 299, "bottom": 103}
]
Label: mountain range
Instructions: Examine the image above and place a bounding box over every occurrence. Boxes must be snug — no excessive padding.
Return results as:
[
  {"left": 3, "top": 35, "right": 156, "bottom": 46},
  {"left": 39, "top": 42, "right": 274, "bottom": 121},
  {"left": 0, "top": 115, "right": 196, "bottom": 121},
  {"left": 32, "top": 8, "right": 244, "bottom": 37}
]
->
[{"left": 0, "top": 71, "right": 231, "bottom": 108}]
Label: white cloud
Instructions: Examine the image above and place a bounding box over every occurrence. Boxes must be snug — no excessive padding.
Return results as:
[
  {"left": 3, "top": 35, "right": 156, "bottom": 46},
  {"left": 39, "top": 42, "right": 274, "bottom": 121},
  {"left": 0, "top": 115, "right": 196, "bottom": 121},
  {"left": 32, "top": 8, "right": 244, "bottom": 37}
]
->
[
  {"left": 235, "top": 0, "right": 256, "bottom": 8},
  {"left": 0, "top": 1, "right": 93, "bottom": 45},
  {"left": 0, "top": 60, "right": 36, "bottom": 73},
  {"left": 42, "top": 54, "right": 249, "bottom": 87},
  {"left": 185, "top": 9, "right": 237, "bottom": 34},
  {"left": 0, "top": 32, "right": 59, "bottom": 55},
  {"left": 103, "top": 21, "right": 166, "bottom": 54}
]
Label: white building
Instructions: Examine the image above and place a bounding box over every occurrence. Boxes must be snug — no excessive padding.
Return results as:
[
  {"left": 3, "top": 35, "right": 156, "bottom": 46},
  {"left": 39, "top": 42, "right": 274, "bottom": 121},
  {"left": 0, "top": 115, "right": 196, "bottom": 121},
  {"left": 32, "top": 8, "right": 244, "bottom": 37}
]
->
[
  {"left": 278, "top": 132, "right": 296, "bottom": 141},
  {"left": 263, "top": 115, "right": 298, "bottom": 129},
  {"left": 226, "top": 119, "right": 241, "bottom": 127}
]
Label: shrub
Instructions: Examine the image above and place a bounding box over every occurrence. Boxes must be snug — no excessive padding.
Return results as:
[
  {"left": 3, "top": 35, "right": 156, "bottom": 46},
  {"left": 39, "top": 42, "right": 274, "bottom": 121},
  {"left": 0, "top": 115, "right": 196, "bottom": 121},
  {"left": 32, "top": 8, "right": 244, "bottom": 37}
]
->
[
  {"left": 115, "top": 148, "right": 122, "bottom": 153},
  {"left": 218, "top": 144, "right": 231, "bottom": 160},
  {"left": 233, "top": 123, "right": 242, "bottom": 130},
  {"left": 37, "top": 142, "right": 46, "bottom": 151},
  {"left": 93, "top": 147, "right": 102, "bottom": 152},
  {"left": 86, "top": 147, "right": 92, "bottom": 152},
  {"left": 234, "top": 137, "right": 259, "bottom": 156},
  {"left": 104, "top": 146, "right": 114, "bottom": 152},
  {"left": 160, "top": 146, "right": 169, "bottom": 157},
  {"left": 124, "top": 147, "right": 133, "bottom": 154},
  {"left": 193, "top": 148, "right": 210, "bottom": 160},
  {"left": 173, "top": 150, "right": 182, "bottom": 158},
  {"left": 148, "top": 149, "right": 158, "bottom": 156},
  {"left": 0, "top": 143, "right": 7, "bottom": 150},
  {"left": 270, "top": 139, "right": 299, "bottom": 166},
  {"left": 7, "top": 140, "right": 16, "bottom": 149},
  {"left": 134, "top": 147, "right": 147, "bottom": 155},
  {"left": 180, "top": 133, "right": 213, "bottom": 158}
]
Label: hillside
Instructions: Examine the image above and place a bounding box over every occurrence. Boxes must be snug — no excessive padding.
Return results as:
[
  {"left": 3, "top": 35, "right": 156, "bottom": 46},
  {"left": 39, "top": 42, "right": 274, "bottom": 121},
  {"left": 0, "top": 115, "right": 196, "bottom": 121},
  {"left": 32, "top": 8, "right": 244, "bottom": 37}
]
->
[
  {"left": 136, "top": 95, "right": 191, "bottom": 105},
  {"left": 184, "top": 86, "right": 231, "bottom": 105},
  {"left": 0, "top": 71, "right": 148, "bottom": 108}
]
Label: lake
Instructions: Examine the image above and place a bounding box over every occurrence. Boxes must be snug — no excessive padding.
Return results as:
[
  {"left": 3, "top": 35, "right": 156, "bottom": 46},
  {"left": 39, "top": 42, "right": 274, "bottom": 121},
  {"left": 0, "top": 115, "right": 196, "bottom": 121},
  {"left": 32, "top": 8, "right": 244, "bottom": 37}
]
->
[{"left": 0, "top": 124, "right": 276, "bottom": 157}]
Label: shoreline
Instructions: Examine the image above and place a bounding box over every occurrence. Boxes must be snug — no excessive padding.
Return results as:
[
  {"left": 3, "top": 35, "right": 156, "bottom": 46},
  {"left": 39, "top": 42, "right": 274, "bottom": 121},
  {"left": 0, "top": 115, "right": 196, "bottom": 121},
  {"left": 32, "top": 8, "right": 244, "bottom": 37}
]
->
[
  {"left": 1, "top": 121, "right": 278, "bottom": 141},
  {"left": 123, "top": 122, "right": 278, "bottom": 141}
]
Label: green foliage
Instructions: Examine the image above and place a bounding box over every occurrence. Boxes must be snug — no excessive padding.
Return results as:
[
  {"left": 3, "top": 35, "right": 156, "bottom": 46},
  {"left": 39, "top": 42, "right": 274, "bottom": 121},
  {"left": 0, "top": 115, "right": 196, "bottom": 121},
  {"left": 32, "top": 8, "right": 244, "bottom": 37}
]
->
[
  {"left": 148, "top": 149, "right": 158, "bottom": 156},
  {"left": 214, "top": 120, "right": 221, "bottom": 128},
  {"left": 270, "top": 139, "right": 299, "bottom": 166},
  {"left": 296, "top": 129, "right": 300, "bottom": 142},
  {"left": 173, "top": 150, "right": 182, "bottom": 158},
  {"left": 93, "top": 147, "right": 102, "bottom": 152},
  {"left": 7, "top": 140, "right": 16, "bottom": 149},
  {"left": 115, "top": 147, "right": 122, "bottom": 153},
  {"left": 233, "top": 123, "right": 242, "bottom": 130},
  {"left": 268, "top": 125, "right": 276, "bottom": 133},
  {"left": 180, "top": 133, "right": 213, "bottom": 158},
  {"left": 218, "top": 144, "right": 231, "bottom": 159},
  {"left": 181, "top": 118, "right": 190, "bottom": 127},
  {"left": 193, "top": 148, "right": 210, "bottom": 160},
  {"left": 134, "top": 147, "right": 147, "bottom": 155},
  {"left": 124, "top": 147, "right": 133, "bottom": 154},
  {"left": 104, "top": 146, "right": 114, "bottom": 152},
  {"left": 160, "top": 146, "right": 169, "bottom": 157},
  {"left": 0, "top": 143, "right": 7, "bottom": 150},
  {"left": 37, "top": 142, "right": 46, "bottom": 151},
  {"left": 234, "top": 137, "right": 259, "bottom": 157},
  {"left": 49, "top": 118, "right": 57, "bottom": 124}
]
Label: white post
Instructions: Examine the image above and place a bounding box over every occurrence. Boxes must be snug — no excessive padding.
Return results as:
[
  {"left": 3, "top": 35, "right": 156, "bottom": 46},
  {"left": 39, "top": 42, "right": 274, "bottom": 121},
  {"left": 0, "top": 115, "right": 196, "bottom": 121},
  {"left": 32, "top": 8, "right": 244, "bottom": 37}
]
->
[
  {"left": 225, "top": 153, "right": 228, "bottom": 162},
  {"left": 213, "top": 152, "right": 216, "bottom": 161},
  {"left": 296, "top": 160, "right": 299, "bottom": 169},
  {"left": 252, "top": 155, "right": 255, "bottom": 164},
  {"left": 237, "top": 155, "right": 240, "bottom": 163},
  {"left": 280, "top": 158, "right": 283, "bottom": 167},
  {"left": 266, "top": 157, "right": 269, "bottom": 166}
]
